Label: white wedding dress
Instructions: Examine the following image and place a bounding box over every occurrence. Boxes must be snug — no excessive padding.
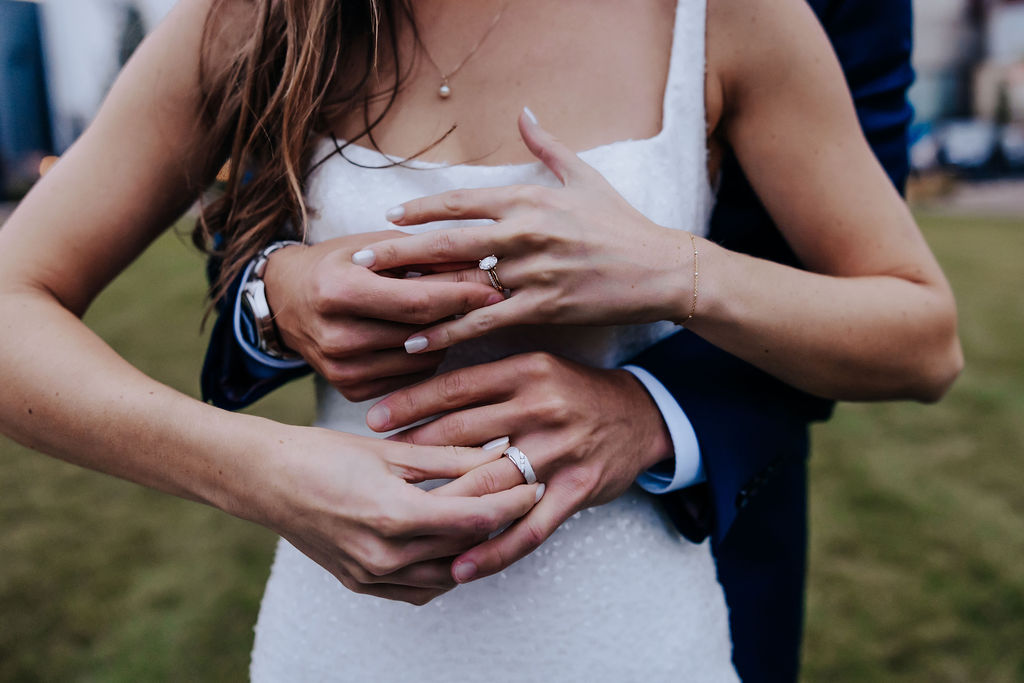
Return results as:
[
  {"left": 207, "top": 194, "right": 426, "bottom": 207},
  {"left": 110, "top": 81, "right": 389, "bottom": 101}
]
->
[{"left": 250, "top": 1, "right": 739, "bottom": 680}]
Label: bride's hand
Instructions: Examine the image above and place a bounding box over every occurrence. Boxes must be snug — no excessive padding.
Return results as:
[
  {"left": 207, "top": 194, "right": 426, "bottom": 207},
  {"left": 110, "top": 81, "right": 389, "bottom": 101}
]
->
[
  {"left": 263, "top": 232, "right": 503, "bottom": 400},
  {"left": 350, "top": 110, "right": 694, "bottom": 354},
  {"left": 364, "top": 352, "right": 672, "bottom": 584},
  {"left": 255, "top": 424, "right": 543, "bottom": 604}
]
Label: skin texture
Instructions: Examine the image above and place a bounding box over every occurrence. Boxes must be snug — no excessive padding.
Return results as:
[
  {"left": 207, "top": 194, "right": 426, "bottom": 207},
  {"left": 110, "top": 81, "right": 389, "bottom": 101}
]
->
[
  {"left": 0, "top": 0, "right": 961, "bottom": 601},
  {"left": 0, "top": 0, "right": 542, "bottom": 606},
  {"left": 264, "top": 231, "right": 504, "bottom": 401}
]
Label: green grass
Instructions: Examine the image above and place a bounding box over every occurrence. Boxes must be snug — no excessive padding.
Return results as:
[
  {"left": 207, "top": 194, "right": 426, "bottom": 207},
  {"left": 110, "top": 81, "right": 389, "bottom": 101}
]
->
[{"left": 0, "top": 215, "right": 1021, "bottom": 682}]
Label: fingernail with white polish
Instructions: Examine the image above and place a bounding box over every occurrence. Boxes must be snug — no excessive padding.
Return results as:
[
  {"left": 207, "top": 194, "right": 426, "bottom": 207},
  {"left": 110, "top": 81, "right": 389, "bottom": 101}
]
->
[
  {"left": 535, "top": 483, "right": 546, "bottom": 503},
  {"left": 404, "top": 271, "right": 423, "bottom": 279},
  {"left": 385, "top": 205, "right": 406, "bottom": 222},
  {"left": 483, "top": 436, "right": 510, "bottom": 452},
  {"left": 404, "top": 336, "right": 429, "bottom": 354},
  {"left": 453, "top": 561, "right": 477, "bottom": 583},
  {"left": 523, "top": 106, "right": 539, "bottom": 125},
  {"left": 352, "top": 249, "right": 376, "bottom": 267},
  {"left": 366, "top": 404, "right": 390, "bottom": 431}
]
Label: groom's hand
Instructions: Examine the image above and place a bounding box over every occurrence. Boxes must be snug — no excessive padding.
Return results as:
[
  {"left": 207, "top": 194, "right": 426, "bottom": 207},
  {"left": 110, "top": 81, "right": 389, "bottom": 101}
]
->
[
  {"left": 366, "top": 352, "right": 673, "bottom": 583},
  {"left": 263, "top": 233, "right": 504, "bottom": 401}
]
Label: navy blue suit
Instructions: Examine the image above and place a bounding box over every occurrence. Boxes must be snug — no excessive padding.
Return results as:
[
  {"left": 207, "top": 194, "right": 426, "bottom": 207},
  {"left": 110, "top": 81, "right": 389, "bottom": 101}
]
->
[{"left": 202, "top": 1, "right": 914, "bottom": 680}]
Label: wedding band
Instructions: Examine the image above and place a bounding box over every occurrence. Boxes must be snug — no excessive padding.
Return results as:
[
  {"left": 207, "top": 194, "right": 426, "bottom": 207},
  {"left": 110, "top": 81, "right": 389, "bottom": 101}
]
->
[
  {"left": 502, "top": 446, "right": 538, "bottom": 485},
  {"left": 478, "top": 254, "right": 506, "bottom": 294}
]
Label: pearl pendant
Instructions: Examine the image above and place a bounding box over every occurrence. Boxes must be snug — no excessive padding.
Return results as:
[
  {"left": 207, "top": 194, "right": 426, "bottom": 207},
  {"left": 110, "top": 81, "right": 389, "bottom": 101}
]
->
[{"left": 438, "top": 83, "right": 452, "bottom": 99}]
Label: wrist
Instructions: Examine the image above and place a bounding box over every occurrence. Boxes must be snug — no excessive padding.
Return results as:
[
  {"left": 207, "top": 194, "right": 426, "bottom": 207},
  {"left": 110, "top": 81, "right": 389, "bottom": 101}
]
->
[
  {"left": 612, "top": 368, "right": 673, "bottom": 471},
  {"left": 241, "top": 241, "right": 303, "bottom": 360}
]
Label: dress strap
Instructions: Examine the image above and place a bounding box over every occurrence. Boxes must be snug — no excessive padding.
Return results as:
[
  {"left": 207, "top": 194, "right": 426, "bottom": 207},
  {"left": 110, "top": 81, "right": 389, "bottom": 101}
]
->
[{"left": 660, "top": 0, "right": 709, "bottom": 140}]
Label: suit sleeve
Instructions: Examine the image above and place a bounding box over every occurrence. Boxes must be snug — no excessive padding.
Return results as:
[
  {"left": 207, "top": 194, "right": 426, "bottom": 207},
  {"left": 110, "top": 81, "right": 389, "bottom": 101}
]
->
[
  {"left": 200, "top": 252, "right": 311, "bottom": 410},
  {"left": 628, "top": 0, "right": 914, "bottom": 546}
]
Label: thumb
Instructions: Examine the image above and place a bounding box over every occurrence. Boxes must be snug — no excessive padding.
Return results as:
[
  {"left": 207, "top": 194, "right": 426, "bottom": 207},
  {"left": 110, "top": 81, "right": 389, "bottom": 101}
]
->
[{"left": 518, "top": 107, "right": 590, "bottom": 185}]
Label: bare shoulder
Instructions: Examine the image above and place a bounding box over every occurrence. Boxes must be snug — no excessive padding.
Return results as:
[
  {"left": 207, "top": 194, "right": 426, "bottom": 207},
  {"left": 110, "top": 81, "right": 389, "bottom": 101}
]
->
[{"left": 706, "top": 0, "right": 836, "bottom": 111}]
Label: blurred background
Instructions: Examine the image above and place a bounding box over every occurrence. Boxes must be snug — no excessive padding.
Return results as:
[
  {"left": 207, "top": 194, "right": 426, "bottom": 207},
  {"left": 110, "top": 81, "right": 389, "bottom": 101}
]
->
[{"left": 1, "top": 0, "right": 1022, "bottom": 680}]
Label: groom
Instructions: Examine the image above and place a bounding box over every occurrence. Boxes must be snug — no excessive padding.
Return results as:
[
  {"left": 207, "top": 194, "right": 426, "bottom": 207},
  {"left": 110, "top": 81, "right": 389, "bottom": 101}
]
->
[{"left": 201, "top": 0, "right": 915, "bottom": 680}]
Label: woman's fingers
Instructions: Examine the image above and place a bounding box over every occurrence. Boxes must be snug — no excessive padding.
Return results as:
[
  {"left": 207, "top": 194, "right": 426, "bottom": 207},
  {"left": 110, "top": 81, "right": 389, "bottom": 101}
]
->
[
  {"left": 432, "top": 457, "right": 527, "bottom": 498},
  {"left": 400, "top": 296, "right": 528, "bottom": 353},
  {"left": 449, "top": 482, "right": 573, "bottom": 584},
  {"left": 410, "top": 483, "right": 544, "bottom": 538},
  {"left": 517, "top": 107, "right": 593, "bottom": 186},
  {"left": 388, "top": 186, "right": 520, "bottom": 226},
  {"left": 345, "top": 274, "right": 504, "bottom": 325},
  {"left": 367, "top": 361, "right": 518, "bottom": 432},
  {"left": 353, "top": 226, "right": 504, "bottom": 272},
  {"left": 345, "top": 557, "right": 459, "bottom": 590},
  {"left": 385, "top": 443, "right": 502, "bottom": 483}
]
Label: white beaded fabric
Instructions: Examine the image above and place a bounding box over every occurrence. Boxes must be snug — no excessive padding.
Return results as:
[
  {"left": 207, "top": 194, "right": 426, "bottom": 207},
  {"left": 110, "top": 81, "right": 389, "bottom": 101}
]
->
[{"left": 251, "top": 0, "right": 738, "bottom": 679}]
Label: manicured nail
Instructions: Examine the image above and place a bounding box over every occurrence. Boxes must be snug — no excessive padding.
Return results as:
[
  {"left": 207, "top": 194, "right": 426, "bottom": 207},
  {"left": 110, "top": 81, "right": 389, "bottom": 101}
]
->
[
  {"left": 352, "top": 249, "right": 375, "bottom": 267},
  {"left": 404, "top": 336, "right": 429, "bottom": 354},
  {"left": 535, "top": 483, "right": 546, "bottom": 503},
  {"left": 404, "top": 271, "right": 423, "bottom": 279},
  {"left": 385, "top": 205, "right": 406, "bottom": 222},
  {"left": 483, "top": 436, "right": 510, "bottom": 452},
  {"left": 523, "top": 106, "right": 539, "bottom": 125},
  {"left": 453, "top": 561, "right": 477, "bottom": 583},
  {"left": 485, "top": 292, "right": 505, "bottom": 306},
  {"left": 366, "top": 404, "right": 390, "bottom": 431}
]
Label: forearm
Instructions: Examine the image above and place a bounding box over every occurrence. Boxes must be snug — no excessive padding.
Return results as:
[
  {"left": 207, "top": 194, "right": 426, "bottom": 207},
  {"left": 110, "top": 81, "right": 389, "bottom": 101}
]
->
[
  {"left": 675, "top": 235, "right": 961, "bottom": 402},
  {"left": 0, "top": 287, "right": 279, "bottom": 524}
]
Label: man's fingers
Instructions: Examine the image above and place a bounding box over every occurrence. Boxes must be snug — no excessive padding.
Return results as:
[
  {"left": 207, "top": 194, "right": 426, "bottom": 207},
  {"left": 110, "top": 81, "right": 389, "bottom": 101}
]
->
[
  {"left": 432, "top": 457, "right": 526, "bottom": 498},
  {"left": 367, "top": 361, "right": 519, "bottom": 432},
  {"left": 323, "top": 349, "right": 444, "bottom": 389},
  {"left": 387, "top": 404, "right": 518, "bottom": 449},
  {"left": 450, "top": 484, "right": 572, "bottom": 584}
]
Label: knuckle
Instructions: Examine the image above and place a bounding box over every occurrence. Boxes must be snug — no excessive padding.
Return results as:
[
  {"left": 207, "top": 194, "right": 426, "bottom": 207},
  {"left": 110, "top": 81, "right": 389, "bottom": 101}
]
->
[
  {"left": 428, "top": 231, "right": 458, "bottom": 260},
  {"left": 438, "top": 414, "right": 468, "bottom": 444},
  {"left": 521, "top": 521, "right": 547, "bottom": 552},
  {"left": 400, "top": 292, "right": 433, "bottom": 323},
  {"left": 522, "top": 352, "right": 558, "bottom": 379},
  {"left": 535, "top": 395, "right": 572, "bottom": 424},
  {"left": 470, "top": 511, "right": 499, "bottom": 536},
  {"left": 475, "top": 467, "right": 503, "bottom": 495},
  {"left": 340, "top": 384, "right": 375, "bottom": 403},
  {"left": 561, "top": 467, "right": 596, "bottom": 496},
  {"left": 511, "top": 184, "right": 544, "bottom": 206},
  {"left": 442, "top": 190, "right": 468, "bottom": 215},
  {"left": 438, "top": 371, "right": 467, "bottom": 404},
  {"left": 324, "top": 361, "right": 360, "bottom": 387}
]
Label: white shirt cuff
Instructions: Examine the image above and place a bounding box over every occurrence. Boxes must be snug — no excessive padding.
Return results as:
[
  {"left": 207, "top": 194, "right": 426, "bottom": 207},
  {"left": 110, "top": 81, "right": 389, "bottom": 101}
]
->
[
  {"left": 622, "top": 364, "right": 705, "bottom": 494},
  {"left": 233, "top": 260, "right": 309, "bottom": 370}
]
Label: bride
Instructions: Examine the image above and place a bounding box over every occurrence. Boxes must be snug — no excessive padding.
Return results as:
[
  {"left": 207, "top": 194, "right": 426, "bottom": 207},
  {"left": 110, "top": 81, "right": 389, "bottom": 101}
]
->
[{"left": 0, "top": 0, "right": 960, "bottom": 679}]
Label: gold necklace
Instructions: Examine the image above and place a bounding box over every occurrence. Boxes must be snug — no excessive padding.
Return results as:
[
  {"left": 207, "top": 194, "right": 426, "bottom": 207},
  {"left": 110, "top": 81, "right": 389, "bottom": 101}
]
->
[{"left": 416, "top": 2, "right": 510, "bottom": 99}]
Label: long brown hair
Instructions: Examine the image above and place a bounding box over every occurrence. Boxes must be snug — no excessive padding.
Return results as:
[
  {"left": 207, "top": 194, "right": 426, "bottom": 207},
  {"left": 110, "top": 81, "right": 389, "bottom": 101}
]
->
[{"left": 193, "top": 0, "right": 412, "bottom": 305}]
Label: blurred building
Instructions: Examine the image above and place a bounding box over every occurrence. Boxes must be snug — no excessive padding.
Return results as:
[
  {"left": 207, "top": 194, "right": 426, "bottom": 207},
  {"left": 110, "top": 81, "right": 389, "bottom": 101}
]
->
[
  {"left": 912, "top": 0, "right": 1024, "bottom": 123},
  {"left": 0, "top": 0, "right": 52, "bottom": 196}
]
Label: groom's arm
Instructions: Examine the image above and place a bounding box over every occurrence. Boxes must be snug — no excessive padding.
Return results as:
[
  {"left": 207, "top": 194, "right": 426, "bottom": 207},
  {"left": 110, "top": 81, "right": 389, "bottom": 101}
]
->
[{"left": 628, "top": 0, "right": 915, "bottom": 546}]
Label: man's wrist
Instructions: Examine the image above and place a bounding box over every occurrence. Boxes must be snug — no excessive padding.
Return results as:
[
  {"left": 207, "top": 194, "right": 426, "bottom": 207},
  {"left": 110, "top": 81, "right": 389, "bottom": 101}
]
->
[{"left": 622, "top": 364, "right": 705, "bottom": 494}]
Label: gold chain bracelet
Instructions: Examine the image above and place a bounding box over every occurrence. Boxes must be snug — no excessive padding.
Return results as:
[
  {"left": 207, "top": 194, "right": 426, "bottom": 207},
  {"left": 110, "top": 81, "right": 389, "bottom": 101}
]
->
[{"left": 684, "top": 232, "right": 699, "bottom": 324}]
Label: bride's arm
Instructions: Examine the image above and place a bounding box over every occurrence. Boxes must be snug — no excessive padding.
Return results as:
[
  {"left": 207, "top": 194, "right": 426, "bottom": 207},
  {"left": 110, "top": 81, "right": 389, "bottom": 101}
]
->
[
  {"left": 348, "top": 0, "right": 961, "bottom": 403},
  {"left": 0, "top": 0, "right": 539, "bottom": 605}
]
